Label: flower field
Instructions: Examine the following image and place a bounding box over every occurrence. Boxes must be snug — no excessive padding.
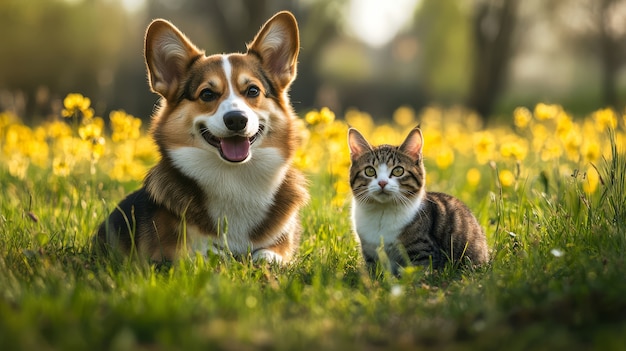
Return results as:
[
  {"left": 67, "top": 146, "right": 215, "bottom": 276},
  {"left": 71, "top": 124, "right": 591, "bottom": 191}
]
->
[
  {"left": 1, "top": 94, "right": 625, "bottom": 350},
  {"left": 300, "top": 103, "right": 623, "bottom": 206},
  {"left": 1, "top": 94, "right": 158, "bottom": 182},
  {"left": 2, "top": 94, "right": 623, "bottom": 200}
]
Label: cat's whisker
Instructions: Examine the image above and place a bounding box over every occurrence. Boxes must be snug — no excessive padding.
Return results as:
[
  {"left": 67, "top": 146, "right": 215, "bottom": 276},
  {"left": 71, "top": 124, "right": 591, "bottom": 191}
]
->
[
  {"left": 354, "top": 189, "right": 373, "bottom": 204},
  {"left": 397, "top": 190, "right": 419, "bottom": 209}
]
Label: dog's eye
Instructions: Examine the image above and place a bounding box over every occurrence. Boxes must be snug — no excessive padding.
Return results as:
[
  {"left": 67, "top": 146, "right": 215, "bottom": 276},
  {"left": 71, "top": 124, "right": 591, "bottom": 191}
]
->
[
  {"left": 199, "top": 89, "right": 218, "bottom": 102},
  {"left": 246, "top": 85, "right": 260, "bottom": 98}
]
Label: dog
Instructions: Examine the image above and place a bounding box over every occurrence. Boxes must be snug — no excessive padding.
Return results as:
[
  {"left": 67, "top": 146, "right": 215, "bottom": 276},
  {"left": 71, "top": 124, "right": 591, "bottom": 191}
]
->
[{"left": 95, "top": 11, "right": 308, "bottom": 264}]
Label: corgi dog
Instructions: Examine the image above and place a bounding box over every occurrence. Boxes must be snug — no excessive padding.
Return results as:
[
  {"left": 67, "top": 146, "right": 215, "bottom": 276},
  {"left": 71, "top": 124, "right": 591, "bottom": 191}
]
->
[{"left": 95, "top": 11, "right": 308, "bottom": 264}]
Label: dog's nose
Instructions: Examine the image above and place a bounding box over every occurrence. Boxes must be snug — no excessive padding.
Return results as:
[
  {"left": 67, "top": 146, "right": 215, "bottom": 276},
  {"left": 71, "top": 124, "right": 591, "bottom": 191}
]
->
[{"left": 223, "top": 111, "right": 248, "bottom": 131}]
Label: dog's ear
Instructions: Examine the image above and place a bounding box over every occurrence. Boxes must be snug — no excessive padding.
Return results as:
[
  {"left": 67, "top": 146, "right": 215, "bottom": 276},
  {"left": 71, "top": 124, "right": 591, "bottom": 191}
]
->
[
  {"left": 247, "top": 11, "right": 300, "bottom": 90},
  {"left": 145, "top": 19, "right": 203, "bottom": 100}
]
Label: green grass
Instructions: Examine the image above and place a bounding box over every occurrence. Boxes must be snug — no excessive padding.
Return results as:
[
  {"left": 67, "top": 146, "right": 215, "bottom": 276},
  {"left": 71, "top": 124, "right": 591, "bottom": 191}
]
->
[{"left": 1, "top": 143, "right": 626, "bottom": 351}]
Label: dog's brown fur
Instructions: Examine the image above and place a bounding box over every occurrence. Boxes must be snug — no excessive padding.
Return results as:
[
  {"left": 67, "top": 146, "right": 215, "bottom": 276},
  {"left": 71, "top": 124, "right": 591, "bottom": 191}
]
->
[{"left": 95, "top": 12, "right": 308, "bottom": 263}]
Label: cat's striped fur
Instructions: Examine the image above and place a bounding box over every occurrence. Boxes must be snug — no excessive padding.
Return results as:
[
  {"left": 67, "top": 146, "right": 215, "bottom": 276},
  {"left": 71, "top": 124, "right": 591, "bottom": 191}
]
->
[{"left": 348, "top": 127, "right": 488, "bottom": 274}]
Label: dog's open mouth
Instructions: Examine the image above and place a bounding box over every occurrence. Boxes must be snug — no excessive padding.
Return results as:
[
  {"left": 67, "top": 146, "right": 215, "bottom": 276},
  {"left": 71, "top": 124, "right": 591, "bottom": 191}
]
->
[{"left": 199, "top": 124, "right": 265, "bottom": 163}]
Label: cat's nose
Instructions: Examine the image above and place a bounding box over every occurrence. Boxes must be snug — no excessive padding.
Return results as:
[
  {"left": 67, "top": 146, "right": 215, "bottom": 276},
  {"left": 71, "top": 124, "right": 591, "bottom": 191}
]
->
[{"left": 378, "top": 180, "right": 388, "bottom": 189}]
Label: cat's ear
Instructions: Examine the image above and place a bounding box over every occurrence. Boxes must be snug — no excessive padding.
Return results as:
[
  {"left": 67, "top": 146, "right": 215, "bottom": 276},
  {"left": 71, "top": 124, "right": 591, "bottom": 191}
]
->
[
  {"left": 348, "top": 128, "right": 372, "bottom": 161},
  {"left": 400, "top": 128, "right": 423, "bottom": 160}
]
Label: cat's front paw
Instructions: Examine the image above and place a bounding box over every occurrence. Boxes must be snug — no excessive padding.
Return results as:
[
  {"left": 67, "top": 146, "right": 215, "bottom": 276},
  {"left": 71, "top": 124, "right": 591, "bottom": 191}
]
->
[{"left": 252, "top": 249, "right": 283, "bottom": 264}]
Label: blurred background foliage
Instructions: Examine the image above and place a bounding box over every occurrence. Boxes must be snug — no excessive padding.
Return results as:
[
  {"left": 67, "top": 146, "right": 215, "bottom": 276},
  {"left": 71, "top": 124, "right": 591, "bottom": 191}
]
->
[{"left": 1, "top": 0, "right": 626, "bottom": 123}]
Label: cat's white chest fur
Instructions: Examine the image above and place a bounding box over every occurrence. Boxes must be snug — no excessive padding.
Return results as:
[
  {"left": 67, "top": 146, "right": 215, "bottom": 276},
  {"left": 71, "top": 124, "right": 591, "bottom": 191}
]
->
[{"left": 351, "top": 197, "right": 424, "bottom": 245}]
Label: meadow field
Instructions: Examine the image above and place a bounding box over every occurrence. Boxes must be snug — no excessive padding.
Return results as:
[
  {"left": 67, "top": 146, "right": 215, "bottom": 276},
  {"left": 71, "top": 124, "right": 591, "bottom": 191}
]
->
[{"left": 1, "top": 94, "right": 625, "bottom": 350}]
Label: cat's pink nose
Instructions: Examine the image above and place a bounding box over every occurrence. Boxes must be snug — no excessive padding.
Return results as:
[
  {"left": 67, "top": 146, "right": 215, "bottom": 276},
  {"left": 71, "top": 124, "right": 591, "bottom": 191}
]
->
[{"left": 378, "top": 180, "right": 388, "bottom": 189}]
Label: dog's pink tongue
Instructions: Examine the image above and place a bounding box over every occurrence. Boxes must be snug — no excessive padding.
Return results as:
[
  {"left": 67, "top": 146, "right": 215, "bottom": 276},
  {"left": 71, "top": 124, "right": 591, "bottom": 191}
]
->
[{"left": 220, "top": 136, "right": 250, "bottom": 162}]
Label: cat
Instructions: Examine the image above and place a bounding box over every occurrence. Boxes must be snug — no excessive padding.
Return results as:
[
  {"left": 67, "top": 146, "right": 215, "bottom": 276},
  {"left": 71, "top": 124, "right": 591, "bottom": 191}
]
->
[{"left": 348, "top": 127, "right": 488, "bottom": 274}]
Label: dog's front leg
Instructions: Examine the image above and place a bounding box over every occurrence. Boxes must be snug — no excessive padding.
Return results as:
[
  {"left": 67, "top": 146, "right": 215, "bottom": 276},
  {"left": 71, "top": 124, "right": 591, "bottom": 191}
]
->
[{"left": 251, "top": 248, "right": 283, "bottom": 264}]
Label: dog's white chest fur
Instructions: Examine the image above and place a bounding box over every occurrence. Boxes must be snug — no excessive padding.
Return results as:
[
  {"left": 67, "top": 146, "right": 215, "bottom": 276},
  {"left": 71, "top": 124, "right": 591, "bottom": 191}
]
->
[{"left": 170, "top": 145, "right": 287, "bottom": 253}]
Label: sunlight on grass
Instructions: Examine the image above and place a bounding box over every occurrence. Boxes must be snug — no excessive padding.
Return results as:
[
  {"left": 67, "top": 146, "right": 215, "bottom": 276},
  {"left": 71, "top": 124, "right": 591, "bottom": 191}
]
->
[{"left": 1, "top": 94, "right": 626, "bottom": 349}]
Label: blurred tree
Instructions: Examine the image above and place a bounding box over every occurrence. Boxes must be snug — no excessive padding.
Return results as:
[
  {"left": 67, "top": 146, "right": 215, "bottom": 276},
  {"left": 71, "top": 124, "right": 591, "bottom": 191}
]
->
[
  {"left": 0, "top": 0, "right": 343, "bottom": 120},
  {"left": 597, "top": 0, "right": 622, "bottom": 108},
  {"left": 5, "top": 0, "right": 620, "bottom": 123},
  {"left": 290, "top": 0, "right": 346, "bottom": 111},
  {"left": 0, "top": 0, "right": 129, "bottom": 121},
  {"left": 408, "top": 0, "right": 523, "bottom": 120},
  {"left": 466, "top": 0, "right": 520, "bottom": 119},
  {"left": 412, "top": 0, "right": 472, "bottom": 103},
  {"left": 548, "top": 0, "right": 626, "bottom": 109}
]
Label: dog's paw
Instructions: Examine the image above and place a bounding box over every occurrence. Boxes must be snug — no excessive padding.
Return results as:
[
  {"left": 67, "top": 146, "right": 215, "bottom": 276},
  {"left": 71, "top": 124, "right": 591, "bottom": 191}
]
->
[{"left": 252, "top": 249, "right": 283, "bottom": 264}]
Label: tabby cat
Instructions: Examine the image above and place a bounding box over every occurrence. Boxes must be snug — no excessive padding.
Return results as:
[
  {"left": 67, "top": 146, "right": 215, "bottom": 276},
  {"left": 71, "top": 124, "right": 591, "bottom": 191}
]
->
[{"left": 348, "top": 127, "right": 488, "bottom": 274}]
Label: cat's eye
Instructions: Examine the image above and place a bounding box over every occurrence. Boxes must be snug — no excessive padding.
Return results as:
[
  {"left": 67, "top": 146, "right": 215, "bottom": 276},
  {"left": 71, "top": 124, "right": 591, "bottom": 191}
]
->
[
  {"left": 364, "top": 166, "right": 376, "bottom": 177},
  {"left": 391, "top": 166, "right": 404, "bottom": 177}
]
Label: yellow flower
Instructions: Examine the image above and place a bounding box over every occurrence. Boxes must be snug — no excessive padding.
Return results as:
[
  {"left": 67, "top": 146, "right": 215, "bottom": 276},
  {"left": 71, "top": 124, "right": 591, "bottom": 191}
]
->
[
  {"left": 78, "top": 118, "right": 104, "bottom": 141},
  {"left": 293, "top": 148, "right": 312, "bottom": 171},
  {"left": 530, "top": 123, "right": 549, "bottom": 152},
  {"left": 7, "top": 154, "right": 29, "bottom": 179},
  {"left": 52, "top": 156, "right": 74, "bottom": 177},
  {"left": 33, "top": 125, "right": 47, "bottom": 141},
  {"left": 583, "top": 166, "right": 600, "bottom": 194},
  {"left": 3, "top": 124, "right": 35, "bottom": 157},
  {"left": 465, "top": 111, "right": 484, "bottom": 132},
  {"left": 304, "top": 110, "right": 320, "bottom": 125},
  {"left": 534, "top": 103, "right": 560, "bottom": 121},
  {"left": 324, "top": 120, "right": 349, "bottom": 144},
  {"left": 133, "top": 136, "right": 160, "bottom": 163},
  {"left": 110, "top": 110, "right": 142, "bottom": 142},
  {"left": 371, "top": 125, "right": 401, "bottom": 146},
  {"left": 319, "top": 107, "right": 335, "bottom": 124},
  {"left": 581, "top": 140, "right": 601, "bottom": 163},
  {"left": 110, "top": 158, "right": 147, "bottom": 182},
  {"left": 561, "top": 130, "right": 581, "bottom": 162},
  {"left": 499, "top": 169, "right": 515, "bottom": 187},
  {"left": 79, "top": 117, "right": 106, "bottom": 161},
  {"left": 0, "top": 111, "right": 18, "bottom": 129},
  {"left": 422, "top": 129, "right": 442, "bottom": 159},
  {"left": 592, "top": 108, "right": 617, "bottom": 131},
  {"left": 393, "top": 106, "right": 415, "bottom": 127},
  {"left": 419, "top": 106, "right": 443, "bottom": 129},
  {"left": 305, "top": 107, "right": 335, "bottom": 126},
  {"left": 513, "top": 107, "right": 532, "bottom": 129},
  {"left": 345, "top": 108, "right": 374, "bottom": 136},
  {"left": 46, "top": 120, "right": 73, "bottom": 140},
  {"left": 466, "top": 168, "right": 481, "bottom": 187},
  {"left": 555, "top": 112, "right": 574, "bottom": 139},
  {"left": 500, "top": 139, "right": 528, "bottom": 161},
  {"left": 435, "top": 145, "right": 454, "bottom": 170},
  {"left": 540, "top": 138, "right": 563, "bottom": 162},
  {"left": 57, "top": 136, "right": 89, "bottom": 162},
  {"left": 23, "top": 138, "right": 49, "bottom": 168},
  {"left": 332, "top": 180, "right": 351, "bottom": 207},
  {"left": 62, "top": 93, "right": 94, "bottom": 119},
  {"left": 473, "top": 131, "right": 495, "bottom": 164},
  {"left": 90, "top": 141, "right": 105, "bottom": 160}
]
